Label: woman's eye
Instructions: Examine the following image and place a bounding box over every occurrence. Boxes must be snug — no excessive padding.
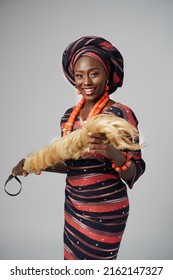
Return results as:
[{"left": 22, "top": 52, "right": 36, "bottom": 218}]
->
[
  {"left": 75, "top": 74, "right": 83, "bottom": 78},
  {"left": 90, "top": 72, "right": 98, "bottom": 77}
]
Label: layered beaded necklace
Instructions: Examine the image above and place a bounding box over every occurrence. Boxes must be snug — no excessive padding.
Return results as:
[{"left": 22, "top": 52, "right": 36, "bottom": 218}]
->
[{"left": 63, "top": 91, "right": 110, "bottom": 137}]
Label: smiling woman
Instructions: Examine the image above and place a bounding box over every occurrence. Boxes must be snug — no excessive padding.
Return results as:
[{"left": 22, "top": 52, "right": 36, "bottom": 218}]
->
[
  {"left": 12, "top": 36, "right": 145, "bottom": 260},
  {"left": 74, "top": 56, "right": 108, "bottom": 102}
]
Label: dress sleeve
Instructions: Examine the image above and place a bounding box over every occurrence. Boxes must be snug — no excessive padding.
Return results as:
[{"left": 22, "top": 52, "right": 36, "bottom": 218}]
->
[{"left": 107, "top": 102, "right": 146, "bottom": 189}]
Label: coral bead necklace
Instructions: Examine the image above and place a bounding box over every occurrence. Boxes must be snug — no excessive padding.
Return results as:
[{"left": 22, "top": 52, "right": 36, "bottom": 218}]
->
[{"left": 63, "top": 91, "right": 110, "bottom": 137}]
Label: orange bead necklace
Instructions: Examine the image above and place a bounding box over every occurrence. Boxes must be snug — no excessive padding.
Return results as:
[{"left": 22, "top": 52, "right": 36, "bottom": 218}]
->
[{"left": 63, "top": 91, "right": 110, "bottom": 137}]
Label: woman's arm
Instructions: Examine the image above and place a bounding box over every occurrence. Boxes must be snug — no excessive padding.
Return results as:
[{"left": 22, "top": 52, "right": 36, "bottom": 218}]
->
[
  {"left": 88, "top": 132, "right": 145, "bottom": 188},
  {"left": 88, "top": 134, "right": 135, "bottom": 180},
  {"left": 12, "top": 159, "right": 67, "bottom": 176},
  {"left": 107, "top": 146, "right": 135, "bottom": 181},
  {"left": 43, "top": 162, "right": 67, "bottom": 174}
]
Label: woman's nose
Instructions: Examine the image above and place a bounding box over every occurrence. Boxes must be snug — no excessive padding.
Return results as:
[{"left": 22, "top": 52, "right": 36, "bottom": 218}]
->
[{"left": 84, "top": 75, "right": 92, "bottom": 85}]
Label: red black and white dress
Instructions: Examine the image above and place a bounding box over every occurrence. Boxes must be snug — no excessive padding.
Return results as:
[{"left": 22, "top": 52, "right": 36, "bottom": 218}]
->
[{"left": 60, "top": 102, "right": 145, "bottom": 260}]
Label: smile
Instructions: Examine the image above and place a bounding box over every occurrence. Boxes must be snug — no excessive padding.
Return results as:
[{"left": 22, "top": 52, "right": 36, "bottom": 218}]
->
[{"left": 83, "top": 88, "right": 96, "bottom": 95}]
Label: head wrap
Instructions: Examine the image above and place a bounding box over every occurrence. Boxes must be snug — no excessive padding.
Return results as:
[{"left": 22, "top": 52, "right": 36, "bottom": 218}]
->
[{"left": 62, "top": 36, "right": 124, "bottom": 94}]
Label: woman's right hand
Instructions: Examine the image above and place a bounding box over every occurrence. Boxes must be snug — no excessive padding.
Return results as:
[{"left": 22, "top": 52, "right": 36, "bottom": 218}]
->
[{"left": 12, "top": 159, "right": 28, "bottom": 177}]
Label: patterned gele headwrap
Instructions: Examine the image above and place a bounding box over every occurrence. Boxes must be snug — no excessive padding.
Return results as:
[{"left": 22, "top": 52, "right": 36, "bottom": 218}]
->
[{"left": 62, "top": 36, "right": 124, "bottom": 94}]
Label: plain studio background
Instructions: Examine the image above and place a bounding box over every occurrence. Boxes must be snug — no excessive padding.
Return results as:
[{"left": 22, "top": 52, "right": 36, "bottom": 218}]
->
[{"left": 0, "top": 0, "right": 172, "bottom": 260}]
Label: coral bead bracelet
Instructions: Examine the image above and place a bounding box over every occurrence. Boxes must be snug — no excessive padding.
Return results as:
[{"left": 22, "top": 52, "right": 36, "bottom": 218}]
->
[{"left": 112, "top": 152, "right": 132, "bottom": 173}]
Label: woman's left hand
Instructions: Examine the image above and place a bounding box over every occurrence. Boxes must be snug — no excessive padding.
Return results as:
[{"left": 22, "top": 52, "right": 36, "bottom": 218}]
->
[
  {"left": 87, "top": 132, "right": 121, "bottom": 160},
  {"left": 88, "top": 132, "right": 135, "bottom": 180}
]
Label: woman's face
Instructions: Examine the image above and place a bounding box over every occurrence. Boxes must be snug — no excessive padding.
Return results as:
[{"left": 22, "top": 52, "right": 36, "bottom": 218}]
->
[{"left": 74, "top": 55, "right": 108, "bottom": 101}]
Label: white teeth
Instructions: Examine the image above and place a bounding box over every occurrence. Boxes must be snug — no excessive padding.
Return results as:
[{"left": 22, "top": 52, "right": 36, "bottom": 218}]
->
[{"left": 83, "top": 88, "right": 95, "bottom": 95}]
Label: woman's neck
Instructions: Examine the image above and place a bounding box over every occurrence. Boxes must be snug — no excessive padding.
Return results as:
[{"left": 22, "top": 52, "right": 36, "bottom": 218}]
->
[{"left": 63, "top": 91, "right": 110, "bottom": 136}]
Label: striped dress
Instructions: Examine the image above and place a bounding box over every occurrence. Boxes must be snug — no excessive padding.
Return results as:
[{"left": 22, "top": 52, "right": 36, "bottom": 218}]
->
[{"left": 60, "top": 102, "right": 145, "bottom": 260}]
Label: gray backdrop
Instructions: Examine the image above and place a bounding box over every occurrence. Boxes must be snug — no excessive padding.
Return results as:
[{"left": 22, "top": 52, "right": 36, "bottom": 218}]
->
[{"left": 0, "top": 0, "right": 172, "bottom": 260}]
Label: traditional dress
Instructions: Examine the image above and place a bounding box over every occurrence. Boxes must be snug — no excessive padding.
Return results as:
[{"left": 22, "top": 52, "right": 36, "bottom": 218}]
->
[{"left": 61, "top": 102, "right": 145, "bottom": 260}]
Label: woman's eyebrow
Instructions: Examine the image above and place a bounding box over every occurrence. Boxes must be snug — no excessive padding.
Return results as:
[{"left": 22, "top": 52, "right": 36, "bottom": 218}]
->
[{"left": 74, "top": 67, "right": 100, "bottom": 72}]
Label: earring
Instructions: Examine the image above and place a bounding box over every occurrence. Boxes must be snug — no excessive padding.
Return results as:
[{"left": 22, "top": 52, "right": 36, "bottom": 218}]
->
[{"left": 104, "top": 80, "right": 109, "bottom": 92}]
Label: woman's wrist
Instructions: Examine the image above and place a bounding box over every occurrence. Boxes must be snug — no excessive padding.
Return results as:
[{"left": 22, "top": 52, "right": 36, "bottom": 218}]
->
[
  {"left": 111, "top": 152, "right": 132, "bottom": 172},
  {"left": 110, "top": 150, "right": 135, "bottom": 181},
  {"left": 109, "top": 149, "right": 126, "bottom": 166}
]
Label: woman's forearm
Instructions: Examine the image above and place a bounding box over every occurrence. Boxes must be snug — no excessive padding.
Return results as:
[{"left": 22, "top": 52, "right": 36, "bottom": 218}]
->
[
  {"left": 43, "top": 162, "right": 67, "bottom": 174},
  {"left": 110, "top": 148, "right": 135, "bottom": 181}
]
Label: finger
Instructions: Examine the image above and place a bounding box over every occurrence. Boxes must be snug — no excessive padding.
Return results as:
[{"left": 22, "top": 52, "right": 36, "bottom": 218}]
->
[
  {"left": 89, "top": 149, "right": 105, "bottom": 156},
  {"left": 22, "top": 171, "right": 28, "bottom": 177},
  {"left": 12, "top": 167, "right": 20, "bottom": 176},
  {"left": 12, "top": 166, "right": 23, "bottom": 176},
  {"left": 88, "top": 132, "right": 106, "bottom": 140},
  {"left": 89, "top": 144, "right": 105, "bottom": 154},
  {"left": 12, "top": 167, "right": 16, "bottom": 176},
  {"left": 88, "top": 137, "right": 103, "bottom": 144},
  {"left": 12, "top": 159, "right": 26, "bottom": 176},
  {"left": 35, "top": 170, "right": 41, "bottom": 175}
]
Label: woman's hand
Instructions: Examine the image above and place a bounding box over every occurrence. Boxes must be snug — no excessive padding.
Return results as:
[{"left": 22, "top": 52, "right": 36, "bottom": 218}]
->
[
  {"left": 88, "top": 132, "right": 124, "bottom": 162},
  {"left": 12, "top": 159, "right": 28, "bottom": 177},
  {"left": 88, "top": 132, "right": 135, "bottom": 181}
]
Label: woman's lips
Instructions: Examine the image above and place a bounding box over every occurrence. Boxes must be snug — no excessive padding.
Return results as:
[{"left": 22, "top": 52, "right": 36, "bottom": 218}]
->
[{"left": 83, "top": 88, "right": 96, "bottom": 95}]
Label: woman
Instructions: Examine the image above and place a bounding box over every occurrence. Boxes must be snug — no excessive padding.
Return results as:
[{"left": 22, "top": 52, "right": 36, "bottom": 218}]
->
[{"left": 12, "top": 36, "right": 145, "bottom": 260}]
